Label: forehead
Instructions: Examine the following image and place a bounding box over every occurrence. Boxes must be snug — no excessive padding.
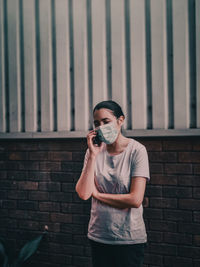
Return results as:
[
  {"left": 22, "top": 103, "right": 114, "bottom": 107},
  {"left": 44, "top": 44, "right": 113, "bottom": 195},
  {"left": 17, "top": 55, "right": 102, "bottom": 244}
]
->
[{"left": 93, "top": 108, "right": 115, "bottom": 120}]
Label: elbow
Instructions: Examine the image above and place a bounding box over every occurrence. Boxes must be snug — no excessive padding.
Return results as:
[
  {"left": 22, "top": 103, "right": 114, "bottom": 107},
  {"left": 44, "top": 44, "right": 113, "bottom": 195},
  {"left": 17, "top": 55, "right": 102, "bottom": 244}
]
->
[
  {"left": 132, "top": 202, "right": 141, "bottom": 208},
  {"left": 75, "top": 186, "right": 91, "bottom": 201},
  {"left": 129, "top": 195, "right": 142, "bottom": 208},
  {"left": 78, "top": 192, "right": 91, "bottom": 201}
]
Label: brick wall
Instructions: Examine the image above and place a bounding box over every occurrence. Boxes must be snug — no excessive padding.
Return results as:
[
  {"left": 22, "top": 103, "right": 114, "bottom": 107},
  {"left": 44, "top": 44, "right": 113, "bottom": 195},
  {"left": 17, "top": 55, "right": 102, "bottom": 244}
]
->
[{"left": 0, "top": 137, "right": 199, "bottom": 267}]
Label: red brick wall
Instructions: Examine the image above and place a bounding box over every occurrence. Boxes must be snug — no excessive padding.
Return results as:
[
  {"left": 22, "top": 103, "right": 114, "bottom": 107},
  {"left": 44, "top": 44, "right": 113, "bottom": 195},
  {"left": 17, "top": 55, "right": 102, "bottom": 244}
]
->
[{"left": 0, "top": 137, "right": 199, "bottom": 267}]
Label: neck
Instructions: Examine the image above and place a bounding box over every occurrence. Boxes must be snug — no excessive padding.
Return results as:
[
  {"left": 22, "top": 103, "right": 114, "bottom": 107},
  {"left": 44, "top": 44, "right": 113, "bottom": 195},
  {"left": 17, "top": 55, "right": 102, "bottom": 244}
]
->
[{"left": 106, "top": 133, "right": 129, "bottom": 154}]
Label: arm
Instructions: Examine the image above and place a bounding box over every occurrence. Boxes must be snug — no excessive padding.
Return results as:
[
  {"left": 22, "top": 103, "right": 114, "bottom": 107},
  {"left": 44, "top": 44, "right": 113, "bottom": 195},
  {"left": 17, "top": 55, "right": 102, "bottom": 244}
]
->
[
  {"left": 75, "top": 130, "right": 103, "bottom": 200},
  {"left": 92, "top": 177, "right": 147, "bottom": 209}
]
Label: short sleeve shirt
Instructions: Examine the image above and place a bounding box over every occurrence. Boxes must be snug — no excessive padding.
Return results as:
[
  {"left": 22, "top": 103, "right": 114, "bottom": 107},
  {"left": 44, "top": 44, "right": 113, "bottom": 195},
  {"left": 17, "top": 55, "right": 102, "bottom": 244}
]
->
[{"left": 83, "top": 138, "right": 150, "bottom": 244}]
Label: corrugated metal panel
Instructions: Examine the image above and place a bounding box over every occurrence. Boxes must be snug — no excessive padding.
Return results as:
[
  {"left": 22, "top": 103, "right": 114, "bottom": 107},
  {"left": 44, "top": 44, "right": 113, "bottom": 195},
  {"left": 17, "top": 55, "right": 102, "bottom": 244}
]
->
[{"left": 0, "top": 0, "right": 199, "bottom": 138}]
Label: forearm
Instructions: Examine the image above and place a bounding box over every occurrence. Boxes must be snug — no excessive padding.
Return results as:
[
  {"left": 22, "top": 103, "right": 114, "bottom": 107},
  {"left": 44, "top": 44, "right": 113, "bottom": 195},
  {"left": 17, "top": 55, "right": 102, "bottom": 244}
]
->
[
  {"left": 75, "top": 155, "right": 96, "bottom": 200},
  {"left": 94, "top": 192, "right": 141, "bottom": 209}
]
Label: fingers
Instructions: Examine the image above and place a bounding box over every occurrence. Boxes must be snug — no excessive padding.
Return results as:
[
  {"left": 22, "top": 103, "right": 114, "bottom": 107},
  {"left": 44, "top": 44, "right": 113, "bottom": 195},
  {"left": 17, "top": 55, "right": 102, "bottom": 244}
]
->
[{"left": 87, "top": 130, "right": 96, "bottom": 146}]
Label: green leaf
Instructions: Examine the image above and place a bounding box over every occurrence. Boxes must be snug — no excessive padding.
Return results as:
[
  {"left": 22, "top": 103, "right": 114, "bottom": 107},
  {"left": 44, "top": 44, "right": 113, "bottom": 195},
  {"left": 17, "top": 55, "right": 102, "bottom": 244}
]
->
[
  {"left": 16, "top": 234, "right": 44, "bottom": 264},
  {"left": 0, "top": 239, "right": 8, "bottom": 267}
]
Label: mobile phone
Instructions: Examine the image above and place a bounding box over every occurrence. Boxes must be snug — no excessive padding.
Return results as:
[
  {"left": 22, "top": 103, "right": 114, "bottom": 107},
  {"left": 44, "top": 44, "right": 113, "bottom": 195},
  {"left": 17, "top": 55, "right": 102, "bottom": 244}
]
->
[{"left": 93, "top": 132, "right": 101, "bottom": 146}]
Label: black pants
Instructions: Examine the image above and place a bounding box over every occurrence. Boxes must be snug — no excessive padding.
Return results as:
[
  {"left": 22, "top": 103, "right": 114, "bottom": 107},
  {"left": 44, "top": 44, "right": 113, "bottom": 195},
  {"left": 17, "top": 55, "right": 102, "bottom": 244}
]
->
[{"left": 89, "top": 239, "right": 146, "bottom": 267}]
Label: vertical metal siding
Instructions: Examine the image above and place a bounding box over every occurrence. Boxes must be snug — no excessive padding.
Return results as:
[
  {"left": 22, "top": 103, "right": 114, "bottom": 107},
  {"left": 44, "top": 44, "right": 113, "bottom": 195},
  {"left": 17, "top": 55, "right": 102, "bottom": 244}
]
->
[{"left": 0, "top": 0, "right": 199, "bottom": 137}]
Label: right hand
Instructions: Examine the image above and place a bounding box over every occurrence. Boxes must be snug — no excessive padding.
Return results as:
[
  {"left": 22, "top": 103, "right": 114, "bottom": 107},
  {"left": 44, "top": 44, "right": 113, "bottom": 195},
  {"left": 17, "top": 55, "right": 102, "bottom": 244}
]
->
[{"left": 87, "top": 130, "right": 103, "bottom": 157}]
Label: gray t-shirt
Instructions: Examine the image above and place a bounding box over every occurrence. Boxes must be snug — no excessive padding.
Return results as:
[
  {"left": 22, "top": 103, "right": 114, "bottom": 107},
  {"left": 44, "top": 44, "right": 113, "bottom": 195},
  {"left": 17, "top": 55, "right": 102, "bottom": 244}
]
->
[{"left": 83, "top": 138, "right": 150, "bottom": 244}]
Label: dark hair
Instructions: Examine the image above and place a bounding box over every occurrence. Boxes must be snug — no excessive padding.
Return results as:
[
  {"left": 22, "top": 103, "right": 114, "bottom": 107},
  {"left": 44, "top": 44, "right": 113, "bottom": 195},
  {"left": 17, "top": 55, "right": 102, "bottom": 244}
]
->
[{"left": 93, "top": 100, "right": 125, "bottom": 119}]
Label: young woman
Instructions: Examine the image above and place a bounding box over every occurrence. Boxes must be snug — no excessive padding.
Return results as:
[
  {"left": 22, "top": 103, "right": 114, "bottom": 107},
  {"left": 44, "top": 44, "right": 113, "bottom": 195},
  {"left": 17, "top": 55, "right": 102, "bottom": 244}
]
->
[{"left": 75, "top": 100, "right": 150, "bottom": 267}]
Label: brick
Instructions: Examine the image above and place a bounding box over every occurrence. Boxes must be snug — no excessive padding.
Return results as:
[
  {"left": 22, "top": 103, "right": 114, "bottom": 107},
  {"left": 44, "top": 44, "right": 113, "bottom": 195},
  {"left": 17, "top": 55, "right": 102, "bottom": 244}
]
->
[
  {"left": 147, "top": 231, "right": 163, "bottom": 242},
  {"left": 49, "top": 151, "right": 72, "bottom": 161},
  {"left": 178, "top": 152, "right": 200, "bottom": 163},
  {"left": 38, "top": 140, "right": 87, "bottom": 151},
  {"left": 61, "top": 203, "right": 84, "bottom": 214},
  {"left": 39, "top": 182, "right": 60, "bottom": 192},
  {"left": 149, "top": 152, "right": 177, "bottom": 162},
  {"left": 150, "top": 174, "right": 177, "bottom": 185},
  {"left": 73, "top": 256, "right": 92, "bottom": 267},
  {"left": 144, "top": 208, "right": 163, "bottom": 219},
  {"left": 8, "top": 190, "right": 27, "bottom": 200},
  {"left": 2, "top": 200, "right": 17, "bottom": 209},
  {"left": 144, "top": 253, "right": 163, "bottom": 266},
  {"left": 149, "top": 220, "right": 177, "bottom": 232},
  {"left": 0, "top": 170, "right": 7, "bottom": 179},
  {"left": 72, "top": 214, "right": 90, "bottom": 224},
  {"left": 165, "top": 163, "right": 192, "bottom": 174},
  {"left": 193, "top": 188, "right": 200, "bottom": 198},
  {"left": 178, "top": 223, "right": 200, "bottom": 234},
  {"left": 194, "top": 235, "right": 200, "bottom": 246},
  {"left": 179, "top": 199, "right": 200, "bottom": 210},
  {"left": 0, "top": 209, "right": 8, "bottom": 218},
  {"left": 72, "top": 152, "right": 85, "bottom": 161},
  {"left": 8, "top": 152, "right": 29, "bottom": 160},
  {"left": 193, "top": 139, "right": 200, "bottom": 150},
  {"left": 163, "top": 140, "right": 192, "bottom": 151},
  {"left": 62, "top": 245, "right": 84, "bottom": 256},
  {"left": 29, "top": 151, "right": 49, "bottom": 160},
  {"left": 139, "top": 140, "right": 162, "bottom": 151},
  {"left": 164, "top": 232, "right": 192, "bottom": 245},
  {"left": 162, "top": 186, "right": 192, "bottom": 198},
  {"left": 62, "top": 183, "right": 75, "bottom": 193},
  {"left": 194, "top": 211, "right": 200, "bottom": 223},
  {"left": 178, "top": 175, "right": 200, "bottom": 186},
  {"left": 18, "top": 220, "right": 40, "bottom": 230},
  {"left": 28, "top": 171, "right": 51, "bottom": 181},
  {"left": 178, "top": 245, "right": 200, "bottom": 258},
  {"left": 18, "top": 181, "right": 38, "bottom": 190},
  {"left": 28, "top": 211, "right": 50, "bottom": 221},
  {"left": 194, "top": 260, "right": 200, "bottom": 267},
  {"left": 164, "top": 256, "right": 193, "bottom": 267},
  {"left": 40, "top": 162, "right": 61, "bottom": 171},
  {"left": 29, "top": 191, "right": 49, "bottom": 201},
  {"left": 49, "top": 232, "right": 72, "bottom": 244},
  {"left": 39, "top": 202, "right": 60, "bottom": 212},
  {"left": 194, "top": 164, "right": 200, "bottom": 174},
  {"left": 51, "top": 213, "right": 72, "bottom": 223},
  {"left": 51, "top": 172, "right": 75, "bottom": 182},
  {"left": 145, "top": 185, "right": 162, "bottom": 197},
  {"left": 18, "top": 161, "right": 40, "bottom": 171},
  {"left": 7, "top": 170, "right": 28, "bottom": 180},
  {"left": 150, "top": 197, "right": 177, "bottom": 209},
  {"left": 50, "top": 192, "right": 72, "bottom": 202},
  {"left": 149, "top": 163, "right": 164, "bottom": 174},
  {"left": 164, "top": 209, "right": 192, "bottom": 222},
  {"left": 6, "top": 141, "right": 39, "bottom": 151},
  {"left": 0, "top": 218, "right": 18, "bottom": 228},
  {"left": 60, "top": 223, "right": 85, "bottom": 234},
  {"left": 0, "top": 180, "right": 17, "bottom": 189},
  {"left": 73, "top": 234, "right": 89, "bottom": 245},
  {"left": 149, "top": 243, "right": 177, "bottom": 255},
  {"left": 18, "top": 200, "right": 38, "bottom": 210},
  {"left": 61, "top": 162, "right": 83, "bottom": 172}
]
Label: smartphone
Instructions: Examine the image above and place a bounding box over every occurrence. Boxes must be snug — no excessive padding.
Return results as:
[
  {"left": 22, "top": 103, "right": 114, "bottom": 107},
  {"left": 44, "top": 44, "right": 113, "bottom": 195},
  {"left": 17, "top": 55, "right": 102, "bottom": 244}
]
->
[{"left": 93, "top": 132, "right": 102, "bottom": 146}]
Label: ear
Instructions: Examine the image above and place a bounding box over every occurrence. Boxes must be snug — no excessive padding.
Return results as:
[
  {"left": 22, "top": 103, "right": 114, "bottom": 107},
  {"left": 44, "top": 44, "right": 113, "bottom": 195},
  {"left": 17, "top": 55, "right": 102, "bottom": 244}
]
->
[{"left": 117, "top": 116, "right": 125, "bottom": 126}]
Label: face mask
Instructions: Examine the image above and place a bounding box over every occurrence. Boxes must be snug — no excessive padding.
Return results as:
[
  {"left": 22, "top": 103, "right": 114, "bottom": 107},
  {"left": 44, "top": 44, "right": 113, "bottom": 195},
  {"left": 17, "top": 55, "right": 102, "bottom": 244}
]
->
[{"left": 96, "top": 122, "right": 118, "bottom": 144}]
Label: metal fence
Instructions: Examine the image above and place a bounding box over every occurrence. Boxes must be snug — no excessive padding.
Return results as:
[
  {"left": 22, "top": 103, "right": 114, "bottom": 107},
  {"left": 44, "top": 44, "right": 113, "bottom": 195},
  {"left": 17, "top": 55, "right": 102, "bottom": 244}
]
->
[{"left": 0, "top": 0, "right": 200, "bottom": 138}]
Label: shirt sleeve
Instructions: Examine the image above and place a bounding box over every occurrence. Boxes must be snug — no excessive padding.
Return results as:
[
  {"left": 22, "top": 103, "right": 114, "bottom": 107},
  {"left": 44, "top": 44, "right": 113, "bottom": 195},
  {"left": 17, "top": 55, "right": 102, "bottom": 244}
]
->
[{"left": 131, "top": 146, "right": 150, "bottom": 180}]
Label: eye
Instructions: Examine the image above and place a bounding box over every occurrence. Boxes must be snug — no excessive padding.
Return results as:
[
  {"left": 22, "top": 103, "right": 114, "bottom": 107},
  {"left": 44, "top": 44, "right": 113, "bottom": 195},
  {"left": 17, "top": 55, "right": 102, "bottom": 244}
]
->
[{"left": 103, "top": 119, "right": 110, "bottom": 125}]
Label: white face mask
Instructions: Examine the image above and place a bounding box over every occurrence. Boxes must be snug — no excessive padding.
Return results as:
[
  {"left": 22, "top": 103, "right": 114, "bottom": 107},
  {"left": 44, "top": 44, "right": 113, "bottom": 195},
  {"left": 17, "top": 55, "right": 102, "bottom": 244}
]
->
[{"left": 96, "top": 122, "right": 118, "bottom": 144}]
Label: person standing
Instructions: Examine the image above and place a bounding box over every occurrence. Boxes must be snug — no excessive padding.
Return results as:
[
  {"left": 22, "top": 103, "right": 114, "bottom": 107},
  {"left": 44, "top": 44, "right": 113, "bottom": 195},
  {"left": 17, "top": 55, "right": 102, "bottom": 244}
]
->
[{"left": 76, "top": 100, "right": 150, "bottom": 267}]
